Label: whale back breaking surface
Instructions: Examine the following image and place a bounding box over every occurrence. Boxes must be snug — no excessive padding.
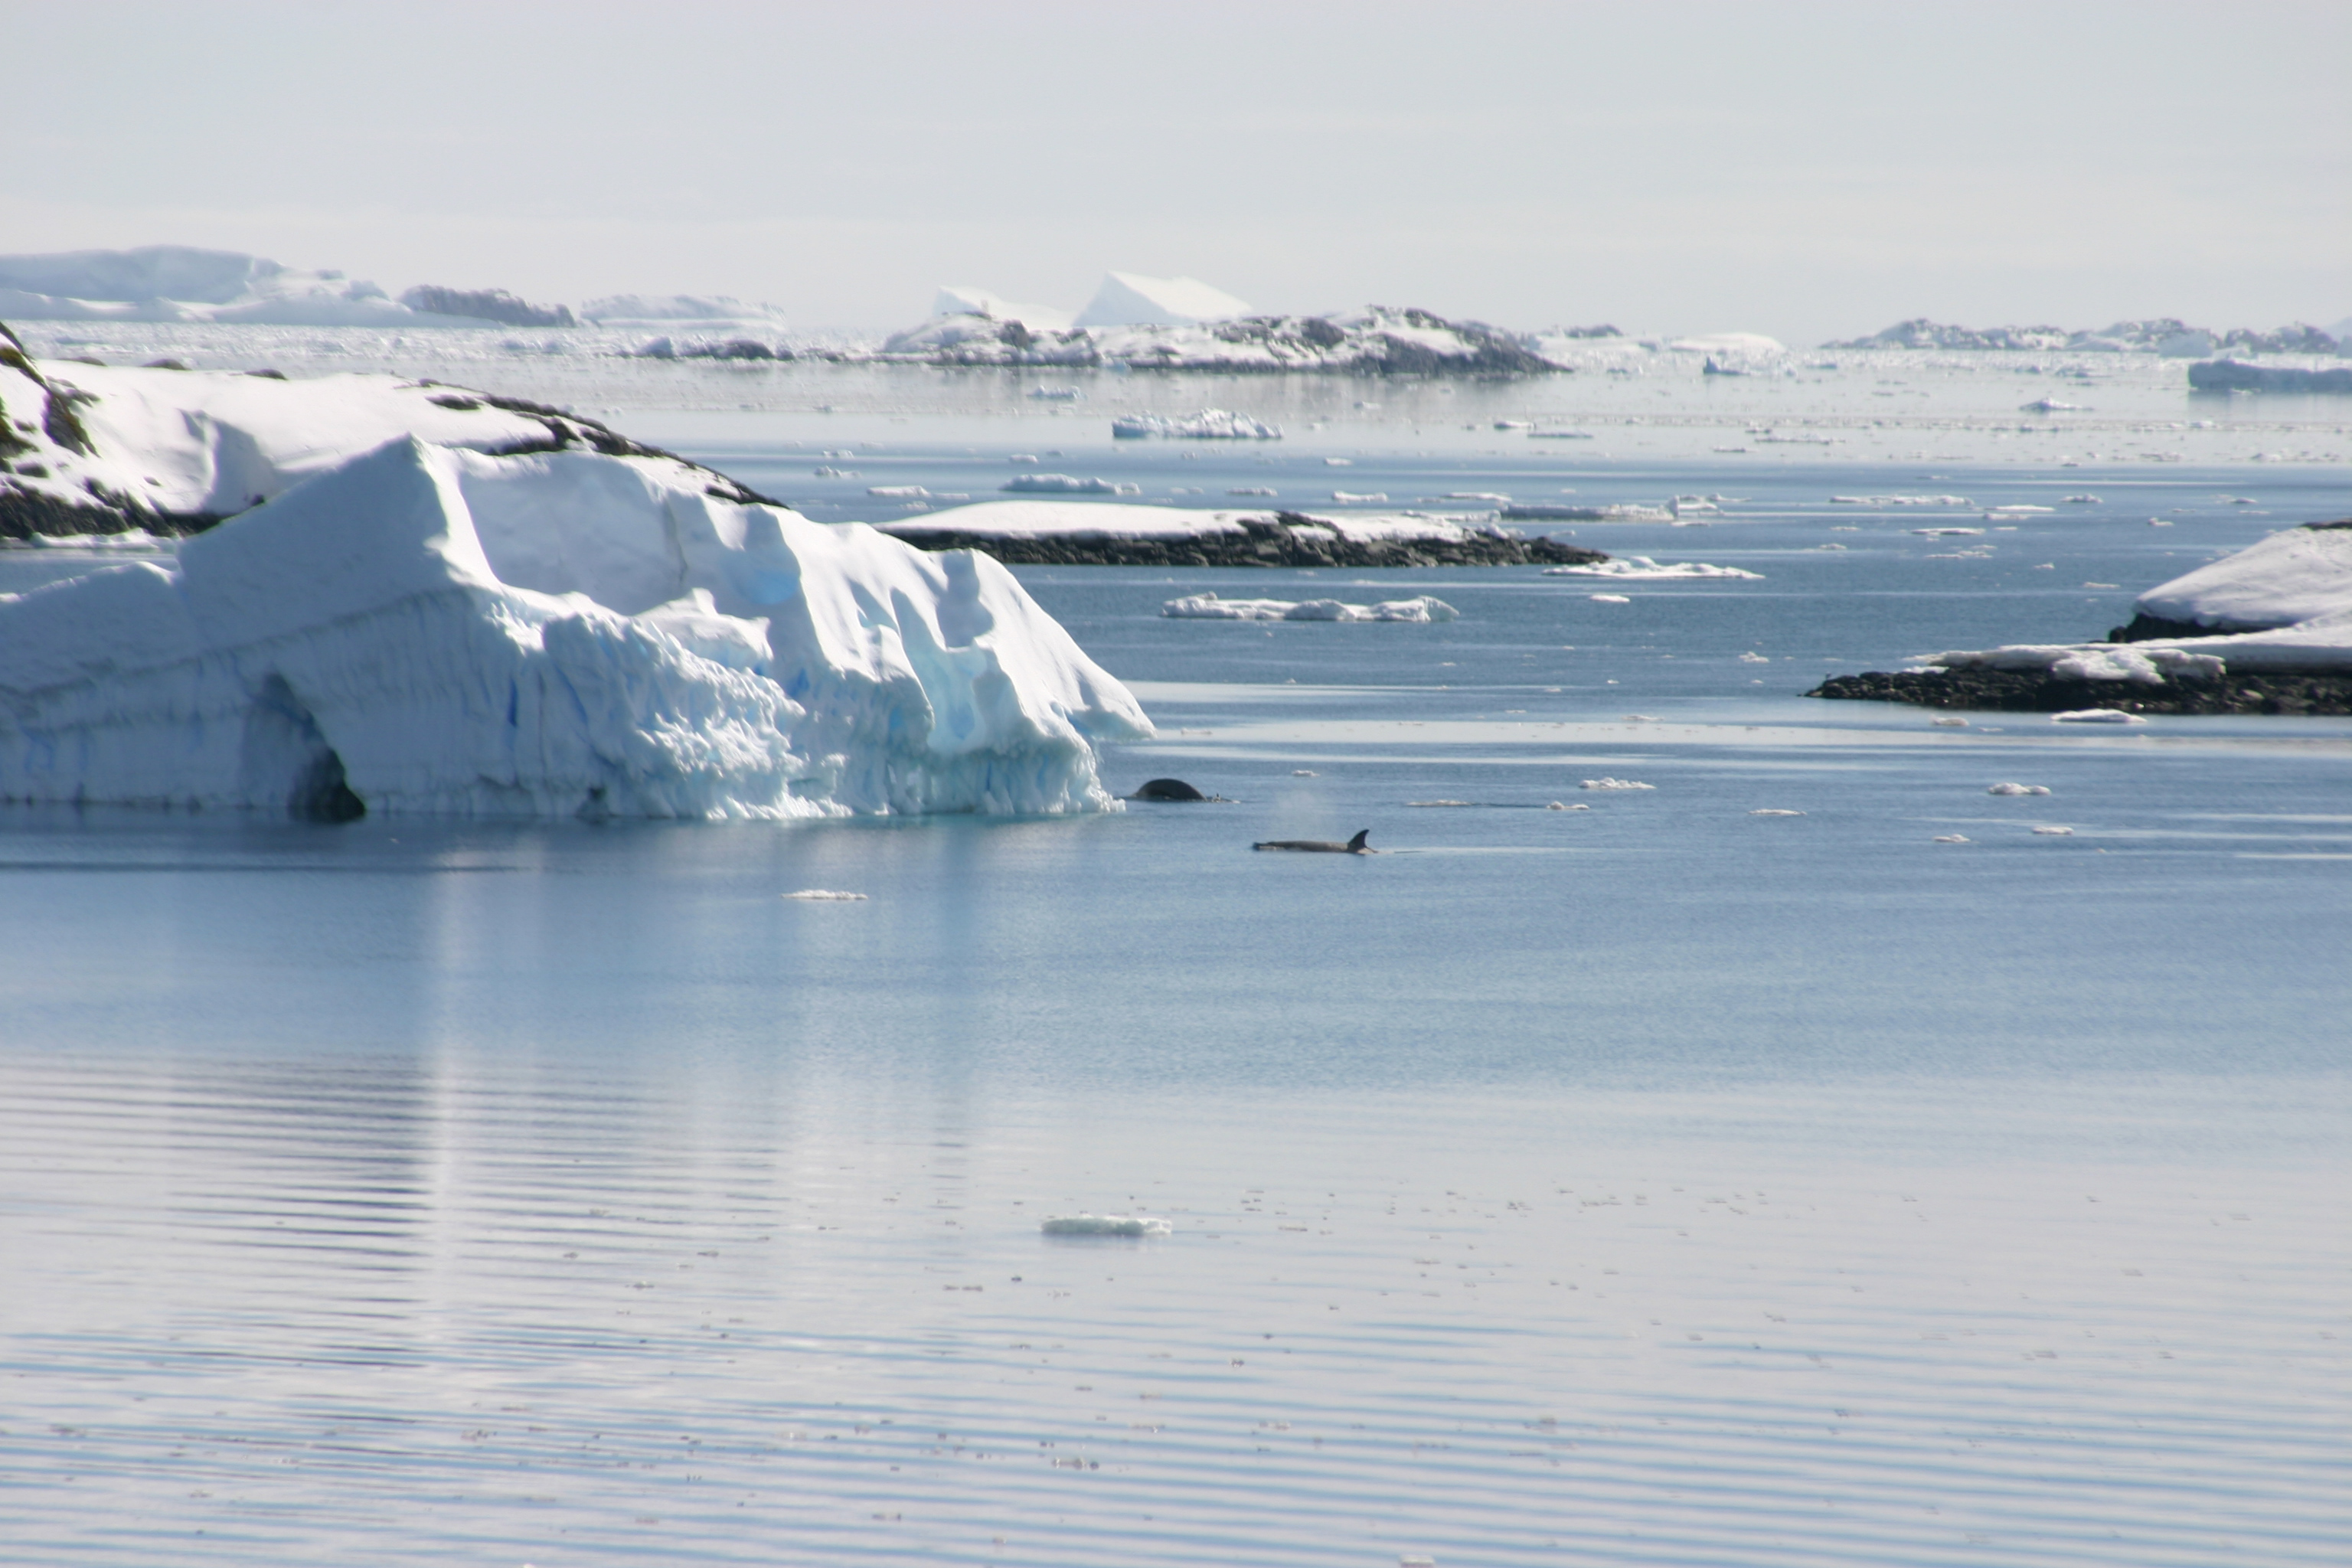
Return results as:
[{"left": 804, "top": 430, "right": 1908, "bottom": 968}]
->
[{"left": 1253, "top": 829, "right": 1371, "bottom": 854}]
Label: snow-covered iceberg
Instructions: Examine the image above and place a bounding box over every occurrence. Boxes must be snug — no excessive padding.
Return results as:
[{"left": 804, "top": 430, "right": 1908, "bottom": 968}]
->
[
  {"left": 1161, "top": 592, "right": 1455, "bottom": 623},
  {"left": 1541, "top": 556, "right": 1761, "bottom": 580},
  {"left": 879, "top": 500, "right": 1606, "bottom": 568},
  {"left": 929, "top": 286, "right": 1073, "bottom": 332},
  {"left": 1074, "top": 273, "right": 1250, "bottom": 328},
  {"left": 1110, "top": 409, "right": 1281, "bottom": 440},
  {"left": 0, "top": 437, "right": 1152, "bottom": 819}
]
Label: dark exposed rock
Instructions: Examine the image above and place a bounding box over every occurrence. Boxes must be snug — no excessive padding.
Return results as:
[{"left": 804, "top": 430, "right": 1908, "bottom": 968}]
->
[
  {"left": 883, "top": 511, "right": 1608, "bottom": 568},
  {"left": 2188, "top": 360, "right": 2352, "bottom": 393},
  {"left": 1808, "top": 668, "right": 2352, "bottom": 716}
]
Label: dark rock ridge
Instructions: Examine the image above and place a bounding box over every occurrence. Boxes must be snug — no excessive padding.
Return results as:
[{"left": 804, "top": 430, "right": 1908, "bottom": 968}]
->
[
  {"left": 1808, "top": 668, "right": 2352, "bottom": 717},
  {"left": 1829, "top": 318, "right": 2344, "bottom": 354},
  {"left": 2187, "top": 360, "right": 2352, "bottom": 394},
  {"left": 398, "top": 286, "right": 576, "bottom": 328},
  {"left": 882, "top": 511, "right": 1609, "bottom": 569},
  {"left": 872, "top": 306, "right": 1569, "bottom": 377}
]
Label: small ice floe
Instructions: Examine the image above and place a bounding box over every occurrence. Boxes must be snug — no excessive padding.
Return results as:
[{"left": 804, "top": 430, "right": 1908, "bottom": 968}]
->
[
  {"left": 2032, "top": 825, "right": 2076, "bottom": 836},
  {"left": 1542, "top": 557, "right": 1762, "bottom": 580},
  {"left": 1913, "top": 526, "right": 1985, "bottom": 537},
  {"left": 1831, "top": 495, "right": 1972, "bottom": 506},
  {"left": 1622, "top": 714, "right": 1660, "bottom": 721},
  {"left": 782, "top": 890, "right": 868, "bottom": 901},
  {"left": 1042, "top": 1214, "right": 1172, "bottom": 1237},
  {"left": 1932, "top": 835, "right": 1971, "bottom": 844},
  {"left": 1749, "top": 808, "right": 1805, "bottom": 816},
  {"left": 1331, "top": 490, "right": 1390, "bottom": 503},
  {"left": 1027, "top": 385, "right": 1083, "bottom": 401},
  {"left": 1546, "top": 801, "right": 1588, "bottom": 810},
  {"left": 2020, "top": 397, "right": 2084, "bottom": 413},
  {"left": 1292, "top": 769, "right": 1318, "bottom": 777},
  {"left": 867, "top": 485, "right": 929, "bottom": 499},
  {"left": 1589, "top": 593, "right": 1632, "bottom": 603},
  {"left": 1325, "top": 457, "right": 1352, "bottom": 466},
  {"left": 1738, "top": 652, "right": 1772, "bottom": 663},
  {"left": 1580, "top": 778, "right": 1655, "bottom": 791},
  {"left": 2063, "top": 495, "right": 2101, "bottom": 503},
  {"left": 2053, "top": 709, "right": 2147, "bottom": 724},
  {"left": 1932, "top": 717, "right": 1969, "bottom": 727},
  {"left": 1408, "top": 799, "right": 1474, "bottom": 808},
  {"left": 1984, "top": 505, "right": 2053, "bottom": 515},
  {"left": 812, "top": 466, "right": 859, "bottom": 478},
  {"left": 1987, "top": 782, "right": 2052, "bottom": 796},
  {"left": 1161, "top": 593, "right": 1455, "bottom": 623},
  {"left": 1227, "top": 485, "right": 1279, "bottom": 497},
  {"left": 1112, "top": 409, "right": 1281, "bottom": 440},
  {"left": 1494, "top": 419, "right": 1534, "bottom": 430}
]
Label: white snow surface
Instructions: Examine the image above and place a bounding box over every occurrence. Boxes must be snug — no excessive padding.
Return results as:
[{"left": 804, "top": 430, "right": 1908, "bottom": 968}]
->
[
  {"left": 1542, "top": 557, "right": 1762, "bottom": 580},
  {"left": 1920, "top": 524, "right": 2352, "bottom": 680},
  {"left": 1073, "top": 273, "right": 1250, "bottom": 328},
  {"left": 0, "top": 438, "right": 1151, "bottom": 818},
  {"left": 1161, "top": 592, "right": 1457, "bottom": 623},
  {"left": 1, "top": 355, "right": 564, "bottom": 520}
]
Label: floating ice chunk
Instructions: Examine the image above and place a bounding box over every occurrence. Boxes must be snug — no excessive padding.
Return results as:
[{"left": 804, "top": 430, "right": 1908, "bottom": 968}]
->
[
  {"left": 1292, "top": 769, "right": 1318, "bottom": 776},
  {"left": 1331, "top": 491, "right": 1390, "bottom": 503},
  {"left": 1932, "top": 834, "right": 1972, "bottom": 844},
  {"left": 1001, "top": 474, "right": 1140, "bottom": 495},
  {"left": 1737, "top": 652, "right": 1772, "bottom": 663},
  {"left": 781, "top": 889, "right": 867, "bottom": 900},
  {"left": 1041, "top": 1214, "right": 1173, "bottom": 1237},
  {"left": 1913, "top": 526, "right": 1985, "bottom": 537},
  {"left": 1987, "top": 782, "right": 2052, "bottom": 796},
  {"left": 1112, "top": 409, "right": 1281, "bottom": 440},
  {"left": 2031, "top": 825, "right": 2075, "bottom": 835},
  {"left": 1544, "top": 557, "right": 1761, "bottom": 580},
  {"left": 1227, "top": 485, "right": 1279, "bottom": 497},
  {"left": 1831, "top": 495, "right": 1972, "bottom": 506},
  {"left": 1161, "top": 592, "right": 1456, "bottom": 623},
  {"left": 1749, "top": 808, "right": 1805, "bottom": 816},
  {"left": 2053, "top": 708, "right": 2148, "bottom": 724},
  {"left": 867, "top": 485, "right": 929, "bottom": 499},
  {"left": 1931, "top": 717, "right": 1969, "bottom": 727},
  {"left": 1589, "top": 593, "right": 1631, "bottom": 603},
  {"left": 2020, "top": 398, "right": 2085, "bottom": 413},
  {"left": 1580, "top": 778, "right": 1655, "bottom": 791},
  {"left": 1407, "top": 799, "right": 1474, "bottom": 808}
]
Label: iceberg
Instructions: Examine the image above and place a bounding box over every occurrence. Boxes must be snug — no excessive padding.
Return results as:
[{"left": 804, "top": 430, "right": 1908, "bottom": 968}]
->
[
  {"left": 1074, "top": 273, "right": 1250, "bottom": 328},
  {"left": 1161, "top": 592, "right": 1455, "bottom": 623},
  {"left": 1110, "top": 409, "right": 1282, "bottom": 440},
  {"left": 877, "top": 502, "right": 1604, "bottom": 569},
  {"left": 929, "top": 286, "right": 1073, "bottom": 332},
  {"left": 0, "top": 246, "right": 481, "bottom": 327},
  {"left": 578, "top": 294, "right": 789, "bottom": 326},
  {"left": 1542, "top": 557, "right": 1762, "bottom": 580},
  {"left": 0, "top": 436, "right": 1152, "bottom": 819}
]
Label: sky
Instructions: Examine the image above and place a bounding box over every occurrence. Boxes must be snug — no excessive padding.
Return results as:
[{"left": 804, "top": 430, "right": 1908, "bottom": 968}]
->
[{"left": 5, "top": 0, "right": 2347, "bottom": 345}]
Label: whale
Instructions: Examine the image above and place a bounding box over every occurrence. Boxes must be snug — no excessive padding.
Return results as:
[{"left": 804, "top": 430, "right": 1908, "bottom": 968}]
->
[
  {"left": 1253, "top": 830, "right": 1372, "bottom": 854},
  {"left": 1131, "top": 777, "right": 1208, "bottom": 802}
]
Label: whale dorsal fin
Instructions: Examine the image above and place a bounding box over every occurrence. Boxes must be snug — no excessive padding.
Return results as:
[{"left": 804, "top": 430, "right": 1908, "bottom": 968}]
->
[{"left": 1347, "top": 830, "right": 1370, "bottom": 851}]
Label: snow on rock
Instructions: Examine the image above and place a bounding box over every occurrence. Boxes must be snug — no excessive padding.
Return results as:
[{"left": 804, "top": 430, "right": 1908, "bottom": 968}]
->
[
  {"left": 0, "top": 246, "right": 472, "bottom": 327},
  {"left": 0, "top": 346, "right": 680, "bottom": 537},
  {"left": 929, "top": 286, "right": 1073, "bottom": 332},
  {"left": 871, "top": 304, "right": 1559, "bottom": 375},
  {"left": 876, "top": 501, "right": 1606, "bottom": 567},
  {"left": 1161, "top": 591, "right": 1456, "bottom": 623},
  {"left": 0, "top": 436, "right": 1151, "bottom": 819},
  {"left": 1074, "top": 273, "right": 1250, "bottom": 328},
  {"left": 1111, "top": 409, "right": 1282, "bottom": 440},
  {"left": 1919, "top": 522, "right": 2352, "bottom": 682},
  {"left": 1541, "top": 556, "right": 1761, "bottom": 580}
]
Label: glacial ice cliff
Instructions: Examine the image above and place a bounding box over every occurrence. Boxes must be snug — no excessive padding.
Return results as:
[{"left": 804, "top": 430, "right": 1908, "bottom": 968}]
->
[{"left": 0, "top": 437, "right": 1152, "bottom": 819}]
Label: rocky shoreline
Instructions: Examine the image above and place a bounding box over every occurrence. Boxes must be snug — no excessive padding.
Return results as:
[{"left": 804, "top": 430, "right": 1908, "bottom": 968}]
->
[
  {"left": 881, "top": 511, "right": 1608, "bottom": 569},
  {"left": 1809, "top": 668, "right": 2352, "bottom": 716}
]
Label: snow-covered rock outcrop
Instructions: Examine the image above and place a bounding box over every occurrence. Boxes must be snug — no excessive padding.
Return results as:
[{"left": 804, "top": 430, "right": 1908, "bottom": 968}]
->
[
  {"left": 0, "top": 337, "right": 691, "bottom": 537},
  {"left": 1828, "top": 317, "right": 2344, "bottom": 355},
  {"left": 1921, "top": 523, "right": 2352, "bottom": 681},
  {"left": 871, "top": 305, "right": 1559, "bottom": 375},
  {"left": 0, "top": 437, "right": 1151, "bottom": 819},
  {"left": 880, "top": 500, "right": 1606, "bottom": 568}
]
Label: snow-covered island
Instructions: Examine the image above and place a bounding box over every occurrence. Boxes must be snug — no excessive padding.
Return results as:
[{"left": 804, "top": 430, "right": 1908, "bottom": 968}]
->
[
  {"left": 877, "top": 501, "right": 1609, "bottom": 569},
  {"left": 1811, "top": 521, "right": 2352, "bottom": 716},
  {"left": 0, "top": 343, "right": 1150, "bottom": 818}
]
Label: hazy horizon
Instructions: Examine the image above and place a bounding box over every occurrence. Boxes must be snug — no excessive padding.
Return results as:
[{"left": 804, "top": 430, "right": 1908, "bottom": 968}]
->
[{"left": 5, "top": 0, "right": 2347, "bottom": 343}]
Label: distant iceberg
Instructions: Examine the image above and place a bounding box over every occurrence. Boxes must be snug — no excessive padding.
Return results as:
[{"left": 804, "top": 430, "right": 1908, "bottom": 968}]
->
[
  {"left": 1074, "top": 272, "right": 1250, "bottom": 328},
  {"left": 930, "top": 286, "right": 1073, "bottom": 332},
  {"left": 578, "top": 294, "right": 789, "bottom": 326},
  {"left": 0, "top": 246, "right": 481, "bottom": 328},
  {"left": 1162, "top": 591, "right": 1456, "bottom": 623},
  {"left": 1110, "top": 409, "right": 1281, "bottom": 440},
  {"left": 1542, "top": 556, "right": 1761, "bottom": 580},
  {"left": 0, "top": 368, "right": 1151, "bottom": 819}
]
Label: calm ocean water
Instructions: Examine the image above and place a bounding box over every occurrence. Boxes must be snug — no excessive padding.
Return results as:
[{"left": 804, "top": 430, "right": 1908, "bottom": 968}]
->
[{"left": 2, "top": 429, "right": 2347, "bottom": 1566}]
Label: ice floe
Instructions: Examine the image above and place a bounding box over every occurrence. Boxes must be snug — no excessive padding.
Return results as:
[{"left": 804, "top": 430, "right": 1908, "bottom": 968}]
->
[
  {"left": 1987, "top": 782, "right": 2052, "bottom": 795},
  {"left": 1111, "top": 409, "right": 1281, "bottom": 440},
  {"left": 1579, "top": 778, "right": 1655, "bottom": 791},
  {"left": 781, "top": 890, "right": 868, "bottom": 900},
  {"left": 1542, "top": 557, "right": 1762, "bottom": 580},
  {"left": 1589, "top": 593, "right": 1632, "bottom": 603},
  {"left": 1749, "top": 808, "right": 1805, "bottom": 816},
  {"left": 2032, "top": 826, "right": 2075, "bottom": 836},
  {"left": 1001, "top": 475, "right": 1140, "bottom": 495},
  {"left": 1161, "top": 593, "right": 1457, "bottom": 623},
  {"left": 1041, "top": 1214, "right": 1173, "bottom": 1237},
  {"left": 2052, "top": 709, "right": 2147, "bottom": 724},
  {"left": 0, "top": 433, "right": 1151, "bottom": 818}
]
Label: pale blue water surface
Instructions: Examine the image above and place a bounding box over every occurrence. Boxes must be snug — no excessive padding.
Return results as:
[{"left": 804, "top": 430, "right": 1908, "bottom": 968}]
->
[{"left": 2, "top": 428, "right": 2347, "bottom": 1566}]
